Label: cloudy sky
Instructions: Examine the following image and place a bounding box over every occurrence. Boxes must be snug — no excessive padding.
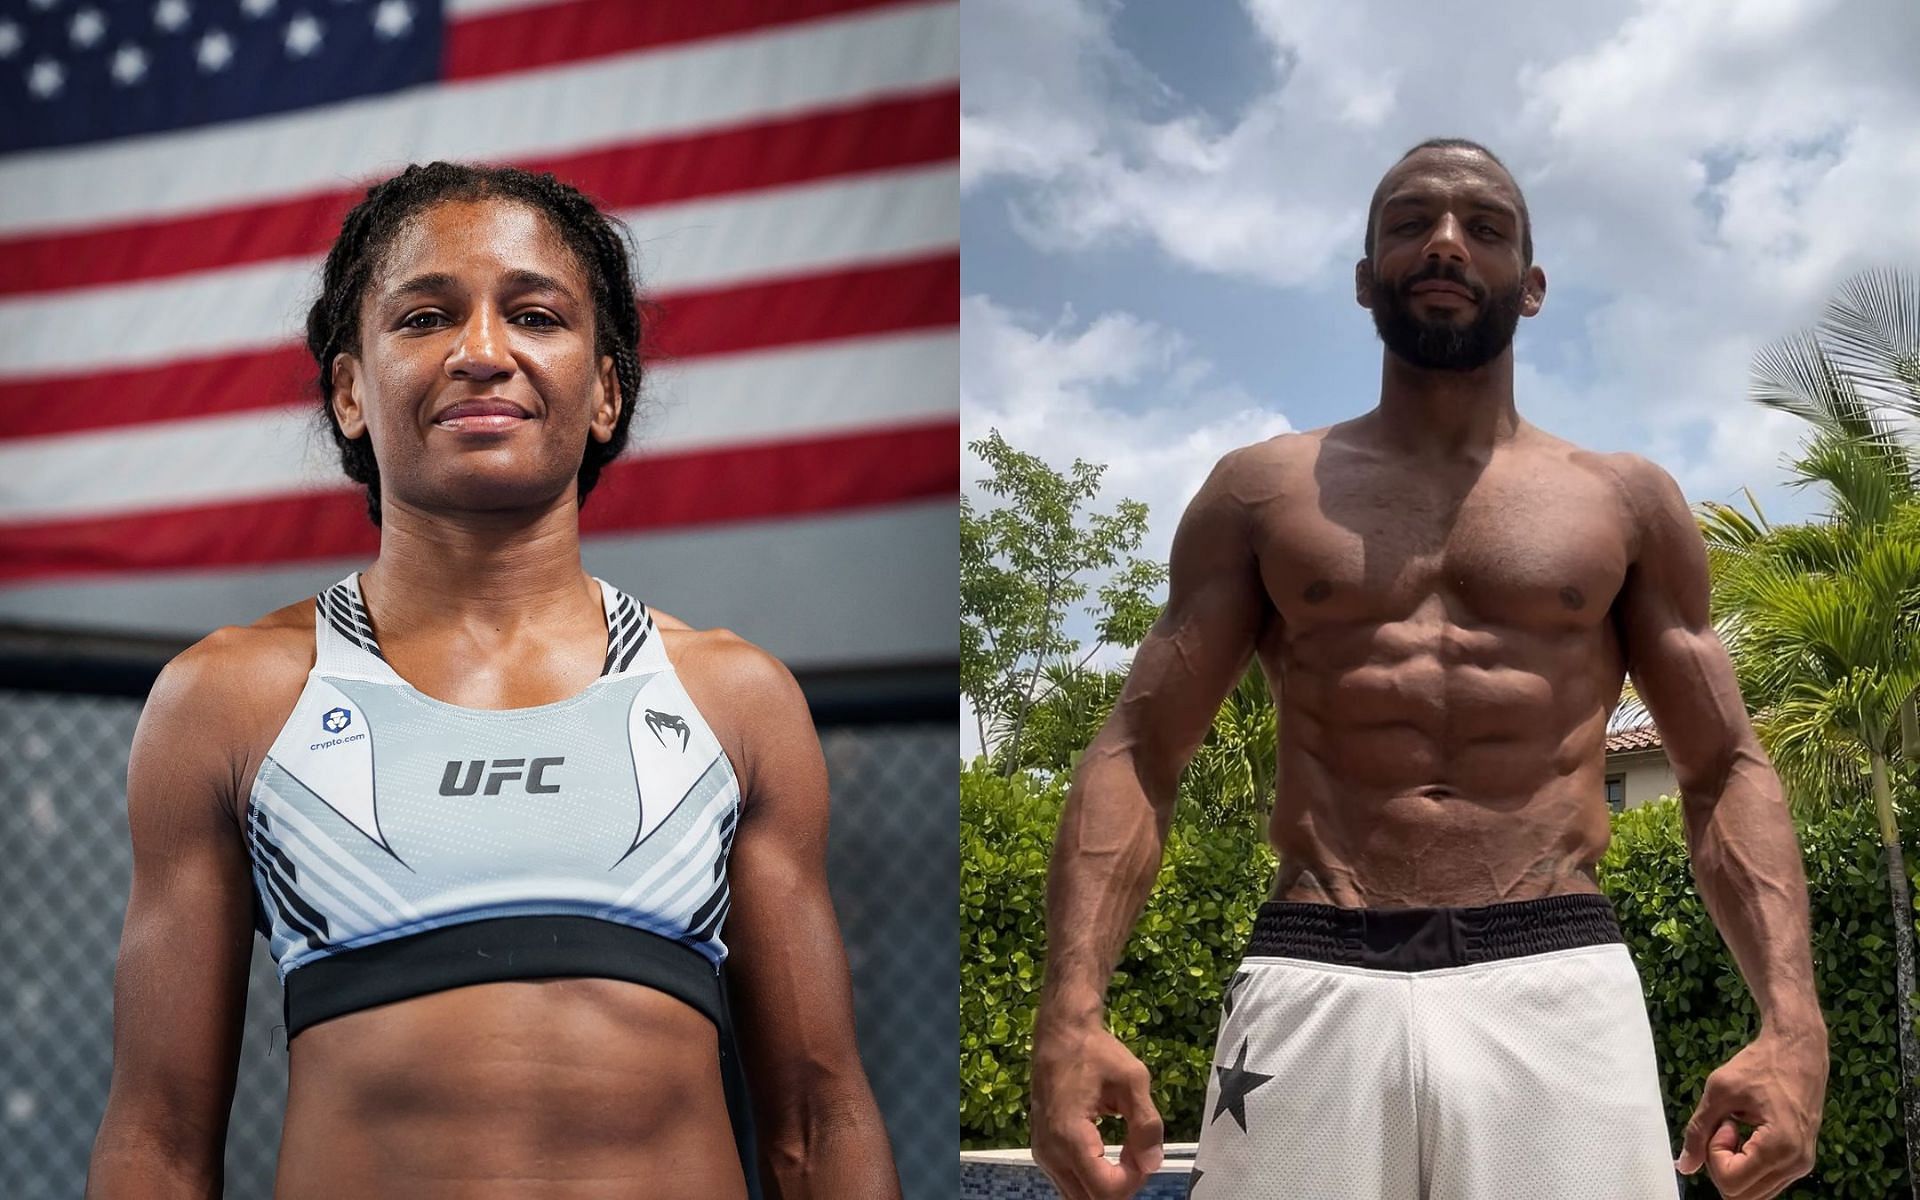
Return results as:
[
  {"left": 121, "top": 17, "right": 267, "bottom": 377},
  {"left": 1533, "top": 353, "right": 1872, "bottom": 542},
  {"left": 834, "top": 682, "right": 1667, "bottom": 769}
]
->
[{"left": 961, "top": 0, "right": 1920, "bottom": 749}]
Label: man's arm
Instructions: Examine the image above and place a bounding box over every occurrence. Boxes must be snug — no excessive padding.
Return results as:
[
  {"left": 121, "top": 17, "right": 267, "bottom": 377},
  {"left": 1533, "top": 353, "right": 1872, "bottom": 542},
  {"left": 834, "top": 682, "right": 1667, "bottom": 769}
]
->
[
  {"left": 87, "top": 637, "right": 261, "bottom": 1199},
  {"left": 703, "top": 636, "right": 900, "bottom": 1200},
  {"left": 1612, "top": 455, "right": 1826, "bottom": 1197},
  {"left": 1030, "top": 449, "right": 1274, "bottom": 1200}
]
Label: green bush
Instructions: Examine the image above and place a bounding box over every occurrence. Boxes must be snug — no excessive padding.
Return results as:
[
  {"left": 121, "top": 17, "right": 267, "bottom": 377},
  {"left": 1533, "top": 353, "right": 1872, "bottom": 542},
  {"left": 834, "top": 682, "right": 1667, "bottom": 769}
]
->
[
  {"left": 961, "top": 767, "right": 1920, "bottom": 1196},
  {"left": 959, "top": 762, "right": 1273, "bottom": 1147},
  {"left": 1601, "top": 794, "right": 1917, "bottom": 1198}
]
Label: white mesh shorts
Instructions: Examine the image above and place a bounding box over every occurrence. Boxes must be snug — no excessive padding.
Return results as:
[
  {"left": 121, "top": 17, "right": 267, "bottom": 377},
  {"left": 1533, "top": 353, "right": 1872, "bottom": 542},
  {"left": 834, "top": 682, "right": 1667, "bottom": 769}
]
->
[{"left": 1188, "top": 895, "right": 1680, "bottom": 1199}]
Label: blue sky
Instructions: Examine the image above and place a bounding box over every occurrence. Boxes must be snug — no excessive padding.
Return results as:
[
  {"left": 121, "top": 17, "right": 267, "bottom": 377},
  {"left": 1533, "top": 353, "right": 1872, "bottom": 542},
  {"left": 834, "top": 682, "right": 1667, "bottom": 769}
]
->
[{"left": 960, "top": 0, "right": 1920, "bottom": 752}]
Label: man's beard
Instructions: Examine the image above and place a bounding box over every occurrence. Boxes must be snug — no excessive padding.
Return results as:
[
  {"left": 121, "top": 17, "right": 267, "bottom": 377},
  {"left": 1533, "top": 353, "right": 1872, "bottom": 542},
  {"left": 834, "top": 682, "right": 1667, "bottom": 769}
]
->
[{"left": 1368, "top": 266, "right": 1526, "bottom": 372}]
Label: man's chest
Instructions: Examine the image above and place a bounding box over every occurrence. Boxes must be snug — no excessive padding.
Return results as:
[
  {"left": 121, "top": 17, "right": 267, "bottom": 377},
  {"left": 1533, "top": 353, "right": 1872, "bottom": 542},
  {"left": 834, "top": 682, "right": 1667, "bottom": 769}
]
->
[{"left": 1251, "top": 461, "right": 1634, "bottom": 631}]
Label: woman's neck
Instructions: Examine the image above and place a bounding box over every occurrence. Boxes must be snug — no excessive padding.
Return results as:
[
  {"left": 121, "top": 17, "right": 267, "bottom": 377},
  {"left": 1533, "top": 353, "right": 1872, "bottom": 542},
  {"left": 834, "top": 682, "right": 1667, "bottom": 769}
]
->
[{"left": 358, "top": 491, "right": 601, "bottom": 639}]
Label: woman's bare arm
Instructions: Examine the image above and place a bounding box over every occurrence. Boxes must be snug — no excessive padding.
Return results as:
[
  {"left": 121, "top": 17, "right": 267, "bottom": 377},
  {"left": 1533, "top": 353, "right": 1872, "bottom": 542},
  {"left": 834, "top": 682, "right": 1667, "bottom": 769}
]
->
[
  {"left": 86, "top": 632, "right": 276, "bottom": 1199},
  {"left": 681, "top": 633, "right": 900, "bottom": 1199}
]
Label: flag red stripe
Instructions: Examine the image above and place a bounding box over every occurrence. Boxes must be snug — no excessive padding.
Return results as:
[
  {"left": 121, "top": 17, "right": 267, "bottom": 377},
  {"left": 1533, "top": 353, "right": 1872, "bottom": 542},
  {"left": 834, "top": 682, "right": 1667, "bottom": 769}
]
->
[
  {"left": 0, "top": 89, "right": 957, "bottom": 298},
  {"left": 443, "top": 0, "right": 919, "bottom": 83},
  {"left": 648, "top": 253, "right": 957, "bottom": 360},
  {"left": 0, "top": 421, "right": 957, "bottom": 584},
  {"left": 0, "top": 254, "right": 957, "bottom": 440}
]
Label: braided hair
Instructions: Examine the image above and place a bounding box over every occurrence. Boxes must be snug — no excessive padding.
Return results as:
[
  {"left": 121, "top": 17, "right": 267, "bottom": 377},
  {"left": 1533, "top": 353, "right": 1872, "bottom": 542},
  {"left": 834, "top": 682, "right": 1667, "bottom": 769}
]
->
[{"left": 305, "top": 161, "right": 645, "bottom": 525}]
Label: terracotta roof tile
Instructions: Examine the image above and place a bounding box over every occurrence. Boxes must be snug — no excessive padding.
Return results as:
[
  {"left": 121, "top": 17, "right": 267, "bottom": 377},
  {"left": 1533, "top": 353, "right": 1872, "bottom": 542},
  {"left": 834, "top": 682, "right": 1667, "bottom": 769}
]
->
[{"left": 1605, "top": 724, "right": 1664, "bottom": 754}]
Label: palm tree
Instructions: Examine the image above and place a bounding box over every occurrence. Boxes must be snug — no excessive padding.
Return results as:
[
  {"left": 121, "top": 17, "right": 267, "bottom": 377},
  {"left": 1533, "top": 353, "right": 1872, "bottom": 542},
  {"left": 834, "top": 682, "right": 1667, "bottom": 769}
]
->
[
  {"left": 1180, "top": 666, "right": 1278, "bottom": 828},
  {"left": 1702, "top": 267, "right": 1920, "bottom": 1192}
]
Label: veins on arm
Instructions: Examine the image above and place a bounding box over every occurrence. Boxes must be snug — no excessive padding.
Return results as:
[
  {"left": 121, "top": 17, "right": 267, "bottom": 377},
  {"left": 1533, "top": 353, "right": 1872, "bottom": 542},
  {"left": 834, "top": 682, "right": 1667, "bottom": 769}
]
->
[
  {"left": 1612, "top": 454, "right": 1818, "bottom": 1032},
  {"left": 1042, "top": 447, "right": 1277, "bottom": 1013}
]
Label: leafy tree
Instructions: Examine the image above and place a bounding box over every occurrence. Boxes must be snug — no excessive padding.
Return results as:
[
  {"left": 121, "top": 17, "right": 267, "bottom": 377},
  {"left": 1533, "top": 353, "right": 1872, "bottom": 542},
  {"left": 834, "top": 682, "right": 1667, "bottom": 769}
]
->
[
  {"left": 1701, "top": 268, "right": 1920, "bottom": 1193},
  {"left": 961, "top": 429, "right": 1166, "bottom": 771}
]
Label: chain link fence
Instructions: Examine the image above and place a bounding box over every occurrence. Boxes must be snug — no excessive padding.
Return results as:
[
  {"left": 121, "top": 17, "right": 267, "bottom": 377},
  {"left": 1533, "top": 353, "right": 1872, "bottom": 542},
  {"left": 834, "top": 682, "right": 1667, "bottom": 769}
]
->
[{"left": 0, "top": 688, "right": 954, "bottom": 1199}]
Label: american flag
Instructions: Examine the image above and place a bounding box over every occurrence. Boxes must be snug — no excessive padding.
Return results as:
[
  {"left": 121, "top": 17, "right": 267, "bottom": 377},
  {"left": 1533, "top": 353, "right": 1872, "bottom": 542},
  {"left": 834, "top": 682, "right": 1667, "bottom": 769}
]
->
[{"left": 0, "top": 0, "right": 958, "bottom": 669}]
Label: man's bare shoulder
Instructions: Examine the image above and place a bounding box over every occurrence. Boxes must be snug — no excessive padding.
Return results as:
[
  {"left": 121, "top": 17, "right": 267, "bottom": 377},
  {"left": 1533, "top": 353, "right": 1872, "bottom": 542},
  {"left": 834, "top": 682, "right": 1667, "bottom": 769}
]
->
[
  {"left": 1204, "top": 428, "right": 1327, "bottom": 503},
  {"left": 1572, "top": 447, "right": 1687, "bottom": 517}
]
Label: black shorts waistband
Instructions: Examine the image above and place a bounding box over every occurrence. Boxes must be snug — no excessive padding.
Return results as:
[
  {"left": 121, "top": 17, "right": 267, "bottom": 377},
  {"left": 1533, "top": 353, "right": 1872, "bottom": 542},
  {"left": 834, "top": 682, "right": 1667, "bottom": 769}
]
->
[{"left": 1245, "top": 892, "right": 1622, "bottom": 970}]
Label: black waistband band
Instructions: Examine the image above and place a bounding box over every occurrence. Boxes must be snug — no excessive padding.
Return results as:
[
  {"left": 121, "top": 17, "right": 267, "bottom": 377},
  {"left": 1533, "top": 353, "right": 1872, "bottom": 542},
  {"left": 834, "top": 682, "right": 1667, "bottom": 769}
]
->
[
  {"left": 284, "top": 914, "right": 723, "bottom": 1038},
  {"left": 1245, "top": 892, "right": 1622, "bottom": 970}
]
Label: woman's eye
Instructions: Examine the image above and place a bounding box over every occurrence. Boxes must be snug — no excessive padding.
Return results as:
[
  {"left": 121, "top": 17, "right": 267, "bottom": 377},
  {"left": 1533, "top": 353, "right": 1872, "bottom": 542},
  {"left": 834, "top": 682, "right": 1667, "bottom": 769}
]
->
[
  {"left": 513, "top": 312, "right": 558, "bottom": 327},
  {"left": 402, "top": 312, "right": 445, "bottom": 329}
]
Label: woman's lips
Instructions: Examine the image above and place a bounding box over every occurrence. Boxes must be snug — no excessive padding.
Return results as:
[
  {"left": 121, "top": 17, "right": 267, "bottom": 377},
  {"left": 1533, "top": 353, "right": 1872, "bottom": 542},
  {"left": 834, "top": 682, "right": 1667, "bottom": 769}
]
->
[
  {"left": 433, "top": 399, "right": 531, "bottom": 433},
  {"left": 434, "top": 413, "right": 530, "bottom": 433}
]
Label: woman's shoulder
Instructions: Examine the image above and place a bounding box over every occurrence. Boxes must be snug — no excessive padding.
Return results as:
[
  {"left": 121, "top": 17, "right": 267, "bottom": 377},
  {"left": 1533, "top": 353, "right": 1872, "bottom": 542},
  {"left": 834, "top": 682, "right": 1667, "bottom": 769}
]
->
[
  {"left": 166, "top": 597, "right": 317, "bottom": 698},
  {"left": 136, "top": 598, "right": 321, "bottom": 811},
  {"left": 656, "top": 619, "right": 798, "bottom": 698},
  {"left": 652, "top": 618, "right": 809, "bottom": 790},
  {"left": 147, "top": 599, "right": 317, "bottom": 746}
]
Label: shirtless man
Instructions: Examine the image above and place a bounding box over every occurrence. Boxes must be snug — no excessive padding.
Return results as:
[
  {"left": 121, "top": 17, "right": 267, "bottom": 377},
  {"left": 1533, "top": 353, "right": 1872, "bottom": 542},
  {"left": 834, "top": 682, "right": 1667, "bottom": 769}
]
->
[{"left": 1028, "top": 139, "right": 1828, "bottom": 1200}]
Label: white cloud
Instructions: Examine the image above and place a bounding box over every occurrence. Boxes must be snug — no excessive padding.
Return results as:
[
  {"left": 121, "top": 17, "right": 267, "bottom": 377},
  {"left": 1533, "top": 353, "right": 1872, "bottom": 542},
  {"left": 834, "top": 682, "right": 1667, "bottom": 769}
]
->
[
  {"left": 961, "top": 294, "right": 1294, "bottom": 567},
  {"left": 963, "top": 0, "right": 1920, "bottom": 516}
]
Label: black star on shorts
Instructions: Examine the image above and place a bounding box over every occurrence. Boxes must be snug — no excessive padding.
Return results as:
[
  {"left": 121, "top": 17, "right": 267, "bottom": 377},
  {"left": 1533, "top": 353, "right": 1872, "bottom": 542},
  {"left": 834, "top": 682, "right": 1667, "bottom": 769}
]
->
[
  {"left": 1210, "top": 1037, "right": 1273, "bottom": 1133},
  {"left": 1221, "top": 970, "right": 1251, "bottom": 1019}
]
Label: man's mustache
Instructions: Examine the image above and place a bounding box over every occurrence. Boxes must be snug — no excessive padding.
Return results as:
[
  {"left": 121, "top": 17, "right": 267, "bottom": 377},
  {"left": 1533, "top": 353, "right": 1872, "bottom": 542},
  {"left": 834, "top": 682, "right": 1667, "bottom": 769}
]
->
[{"left": 1400, "top": 264, "right": 1486, "bottom": 301}]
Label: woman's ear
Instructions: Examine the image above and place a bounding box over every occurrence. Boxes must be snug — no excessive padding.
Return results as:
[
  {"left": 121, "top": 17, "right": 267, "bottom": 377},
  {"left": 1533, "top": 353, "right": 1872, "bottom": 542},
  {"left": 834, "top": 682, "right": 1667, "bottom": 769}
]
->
[
  {"left": 589, "top": 354, "right": 621, "bottom": 443},
  {"left": 331, "top": 353, "right": 367, "bottom": 438}
]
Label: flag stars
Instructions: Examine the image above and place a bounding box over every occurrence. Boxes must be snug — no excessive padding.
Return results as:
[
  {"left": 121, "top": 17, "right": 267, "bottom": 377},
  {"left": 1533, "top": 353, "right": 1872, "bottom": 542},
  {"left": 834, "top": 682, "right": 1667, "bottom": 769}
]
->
[
  {"left": 285, "top": 12, "right": 323, "bottom": 57},
  {"left": 69, "top": 7, "right": 106, "bottom": 48},
  {"left": 197, "top": 28, "right": 232, "bottom": 72},
  {"left": 153, "top": 0, "right": 190, "bottom": 33},
  {"left": 28, "top": 0, "right": 59, "bottom": 12},
  {"left": 372, "top": 0, "right": 412, "bottom": 40},
  {"left": 26, "top": 56, "right": 64, "bottom": 98},
  {"left": 241, "top": 0, "right": 276, "bottom": 17},
  {"left": 0, "top": 21, "right": 21, "bottom": 59},
  {"left": 109, "top": 42, "right": 148, "bottom": 84}
]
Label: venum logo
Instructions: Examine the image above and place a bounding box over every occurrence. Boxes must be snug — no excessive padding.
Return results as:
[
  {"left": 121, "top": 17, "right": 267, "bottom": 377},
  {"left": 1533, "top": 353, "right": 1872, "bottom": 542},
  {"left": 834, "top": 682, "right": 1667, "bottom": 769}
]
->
[
  {"left": 439, "top": 757, "right": 564, "bottom": 796},
  {"left": 645, "top": 709, "right": 690, "bottom": 751},
  {"left": 321, "top": 707, "right": 352, "bottom": 734}
]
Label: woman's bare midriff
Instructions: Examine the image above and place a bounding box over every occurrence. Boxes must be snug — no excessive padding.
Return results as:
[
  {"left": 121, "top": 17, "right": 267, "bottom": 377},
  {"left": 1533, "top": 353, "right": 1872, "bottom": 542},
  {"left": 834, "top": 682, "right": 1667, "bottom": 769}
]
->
[{"left": 273, "top": 978, "right": 746, "bottom": 1200}]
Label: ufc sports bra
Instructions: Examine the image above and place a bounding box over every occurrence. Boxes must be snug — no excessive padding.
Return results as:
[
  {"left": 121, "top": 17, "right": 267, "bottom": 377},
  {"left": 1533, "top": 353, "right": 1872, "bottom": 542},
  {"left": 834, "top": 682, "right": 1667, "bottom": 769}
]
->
[{"left": 244, "top": 573, "right": 743, "bottom": 1038}]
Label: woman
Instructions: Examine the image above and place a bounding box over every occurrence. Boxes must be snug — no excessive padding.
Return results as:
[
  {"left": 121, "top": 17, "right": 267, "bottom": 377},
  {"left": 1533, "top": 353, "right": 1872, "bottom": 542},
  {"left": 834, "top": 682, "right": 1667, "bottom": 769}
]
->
[{"left": 86, "top": 163, "right": 899, "bottom": 1199}]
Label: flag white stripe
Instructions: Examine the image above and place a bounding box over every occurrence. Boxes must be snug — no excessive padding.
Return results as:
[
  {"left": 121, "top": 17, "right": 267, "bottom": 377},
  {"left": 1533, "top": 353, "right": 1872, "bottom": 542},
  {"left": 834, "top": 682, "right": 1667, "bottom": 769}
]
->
[
  {"left": 0, "top": 166, "right": 957, "bottom": 377},
  {"left": 0, "top": 4, "right": 958, "bottom": 236},
  {"left": 0, "top": 331, "right": 955, "bottom": 520}
]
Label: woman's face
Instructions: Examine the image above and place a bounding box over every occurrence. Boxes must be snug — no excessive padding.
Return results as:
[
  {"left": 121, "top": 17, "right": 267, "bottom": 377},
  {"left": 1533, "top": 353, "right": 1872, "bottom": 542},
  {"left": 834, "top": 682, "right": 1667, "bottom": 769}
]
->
[{"left": 330, "top": 198, "right": 620, "bottom": 521}]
